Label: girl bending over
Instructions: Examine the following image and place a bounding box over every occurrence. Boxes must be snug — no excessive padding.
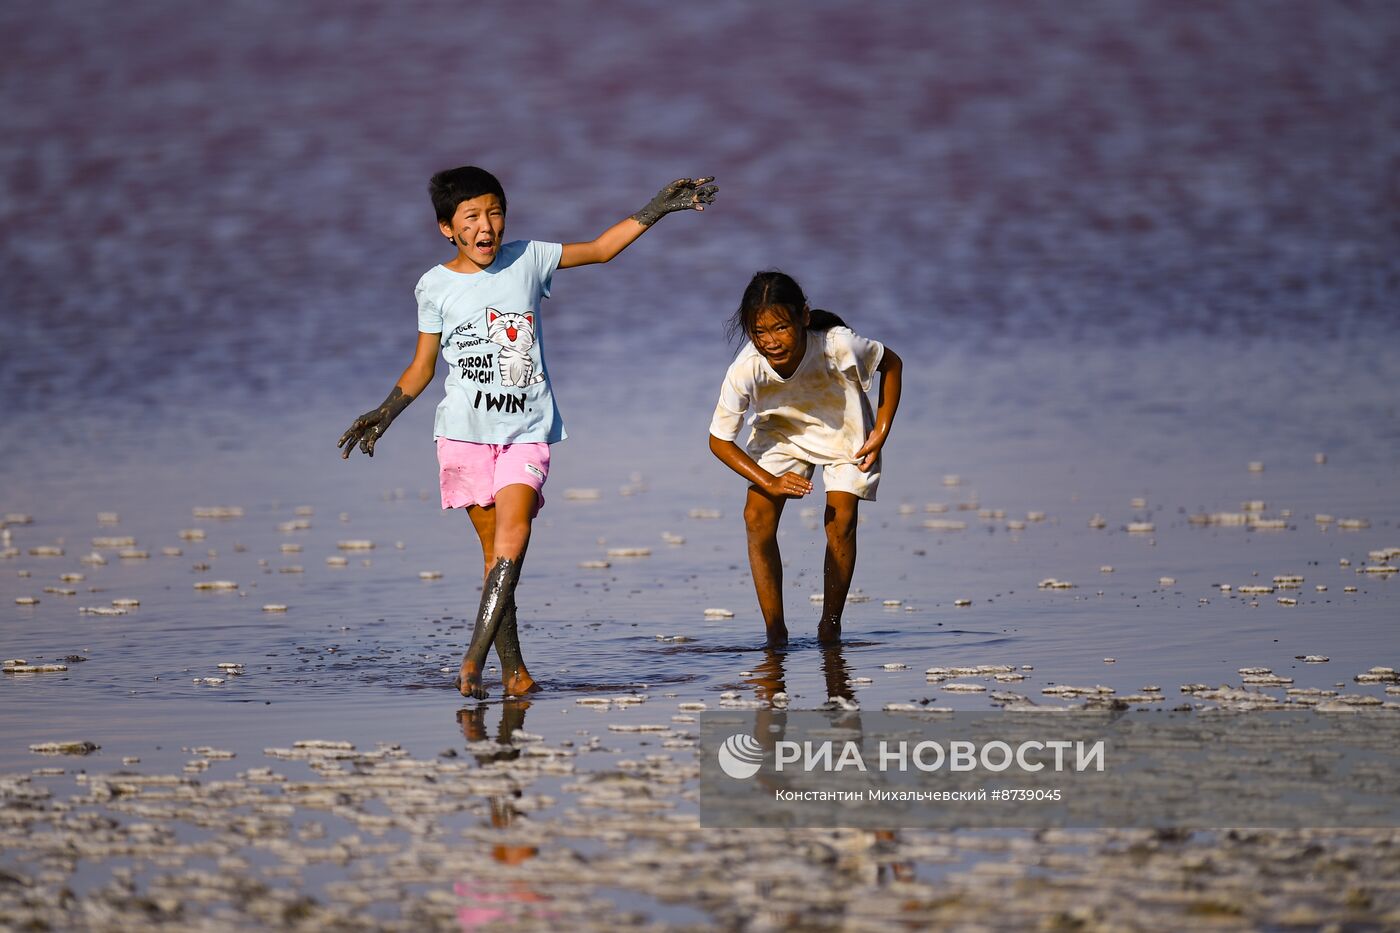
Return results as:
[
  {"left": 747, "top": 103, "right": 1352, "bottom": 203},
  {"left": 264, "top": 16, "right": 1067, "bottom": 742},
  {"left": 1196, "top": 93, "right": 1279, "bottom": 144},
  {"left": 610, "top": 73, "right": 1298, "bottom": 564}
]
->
[{"left": 708, "top": 270, "right": 902, "bottom": 647}]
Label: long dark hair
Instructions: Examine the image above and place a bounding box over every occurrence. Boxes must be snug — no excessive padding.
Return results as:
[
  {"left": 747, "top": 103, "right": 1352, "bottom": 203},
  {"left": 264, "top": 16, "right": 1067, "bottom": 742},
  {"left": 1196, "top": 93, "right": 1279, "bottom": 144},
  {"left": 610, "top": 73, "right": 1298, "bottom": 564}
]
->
[{"left": 725, "top": 270, "right": 847, "bottom": 344}]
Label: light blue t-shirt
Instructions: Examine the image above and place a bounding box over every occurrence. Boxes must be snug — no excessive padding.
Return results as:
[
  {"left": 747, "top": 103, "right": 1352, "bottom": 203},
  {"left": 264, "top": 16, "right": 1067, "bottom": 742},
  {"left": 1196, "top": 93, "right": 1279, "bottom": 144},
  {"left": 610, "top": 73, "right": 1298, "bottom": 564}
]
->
[{"left": 415, "top": 240, "right": 566, "bottom": 444}]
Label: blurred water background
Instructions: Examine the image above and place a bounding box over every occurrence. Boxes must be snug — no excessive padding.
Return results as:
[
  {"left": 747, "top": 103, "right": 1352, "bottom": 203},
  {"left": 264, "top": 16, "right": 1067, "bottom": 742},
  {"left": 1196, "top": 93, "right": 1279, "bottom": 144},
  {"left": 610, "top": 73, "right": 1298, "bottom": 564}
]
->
[{"left": 4, "top": 0, "right": 1397, "bottom": 407}]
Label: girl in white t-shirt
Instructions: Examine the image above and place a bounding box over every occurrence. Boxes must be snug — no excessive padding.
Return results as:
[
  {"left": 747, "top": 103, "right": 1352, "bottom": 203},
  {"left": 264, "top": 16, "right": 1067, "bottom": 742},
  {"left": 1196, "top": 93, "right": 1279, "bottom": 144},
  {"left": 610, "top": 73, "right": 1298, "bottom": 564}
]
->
[{"left": 708, "top": 270, "right": 903, "bottom": 648}]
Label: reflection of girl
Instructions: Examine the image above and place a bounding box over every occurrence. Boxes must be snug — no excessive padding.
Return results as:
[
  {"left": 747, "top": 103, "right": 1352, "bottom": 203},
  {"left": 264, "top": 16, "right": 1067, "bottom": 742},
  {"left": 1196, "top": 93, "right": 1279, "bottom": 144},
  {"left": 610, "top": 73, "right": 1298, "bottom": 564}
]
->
[
  {"left": 453, "top": 700, "right": 552, "bottom": 928},
  {"left": 709, "top": 271, "right": 902, "bottom": 647},
  {"left": 745, "top": 645, "right": 854, "bottom": 703}
]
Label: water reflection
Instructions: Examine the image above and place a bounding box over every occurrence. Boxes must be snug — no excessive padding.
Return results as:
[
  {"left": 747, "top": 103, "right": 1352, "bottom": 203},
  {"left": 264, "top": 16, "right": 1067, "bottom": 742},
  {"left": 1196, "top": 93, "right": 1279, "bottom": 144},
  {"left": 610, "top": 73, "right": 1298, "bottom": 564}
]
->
[
  {"left": 743, "top": 644, "right": 857, "bottom": 704},
  {"left": 821, "top": 646, "right": 855, "bottom": 703},
  {"left": 457, "top": 700, "right": 530, "bottom": 765},
  {"left": 744, "top": 648, "right": 787, "bottom": 701},
  {"left": 453, "top": 701, "right": 551, "bottom": 928}
]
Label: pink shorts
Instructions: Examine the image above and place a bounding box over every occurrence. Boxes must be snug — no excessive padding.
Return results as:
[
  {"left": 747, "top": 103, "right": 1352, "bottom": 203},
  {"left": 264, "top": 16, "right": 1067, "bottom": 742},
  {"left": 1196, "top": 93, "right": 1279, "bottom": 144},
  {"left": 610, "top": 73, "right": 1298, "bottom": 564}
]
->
[{"left": 436, "top": 438, "right": 550, "bottom": 514}]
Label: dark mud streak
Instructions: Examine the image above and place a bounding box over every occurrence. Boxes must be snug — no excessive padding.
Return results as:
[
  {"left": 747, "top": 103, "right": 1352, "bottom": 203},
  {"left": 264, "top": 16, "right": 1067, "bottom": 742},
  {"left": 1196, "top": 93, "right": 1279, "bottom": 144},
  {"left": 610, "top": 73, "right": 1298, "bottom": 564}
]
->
[
  {"left": 338, "top": 386, "right": 413, "bottom": 458},
  {"left": 630, "top": 177, "right": 717, "bottom": 226}
]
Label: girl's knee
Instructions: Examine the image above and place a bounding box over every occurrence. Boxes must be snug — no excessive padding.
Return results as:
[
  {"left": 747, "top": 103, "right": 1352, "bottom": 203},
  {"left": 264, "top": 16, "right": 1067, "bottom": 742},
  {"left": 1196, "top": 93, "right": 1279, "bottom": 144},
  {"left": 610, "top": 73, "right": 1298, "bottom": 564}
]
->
[
  {"left": 492, "top": 518, "right": 531, "bottom": 561},
  {"left": 491, "top": 489, "right": 536, "bottom": 561},
  {"left": 825, "top": 520, "right": 857, "bottom": 546},
  {"left": 824, "top": 501, "right": 859, "bottom": 541},
  {"left": 744, "top": 501, "right": 780, "bottom": 538},
  {"left": 494, "top": 533, "right": 529, "bottom": 562}
]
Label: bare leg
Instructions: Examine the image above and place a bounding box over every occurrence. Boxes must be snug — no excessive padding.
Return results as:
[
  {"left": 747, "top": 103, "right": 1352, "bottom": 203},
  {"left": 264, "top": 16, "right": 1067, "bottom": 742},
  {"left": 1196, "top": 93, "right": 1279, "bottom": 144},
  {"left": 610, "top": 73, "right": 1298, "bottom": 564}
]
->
[
  {"left": 819, "top": 492, "right": 860, "bottom": 645},
  {"left": 459, "top": 485, "right": 536, "bottom": 698},
  {"left": 743, "top": 485, "right": 788, "bottom": 647}
]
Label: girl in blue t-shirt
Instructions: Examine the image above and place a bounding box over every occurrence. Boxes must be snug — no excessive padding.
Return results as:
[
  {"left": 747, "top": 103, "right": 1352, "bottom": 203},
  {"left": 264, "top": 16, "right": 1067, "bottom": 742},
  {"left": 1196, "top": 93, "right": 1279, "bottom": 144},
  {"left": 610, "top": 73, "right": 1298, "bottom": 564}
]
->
[{"left": 340, "top": 166, "right": 716, "bottom": 698}]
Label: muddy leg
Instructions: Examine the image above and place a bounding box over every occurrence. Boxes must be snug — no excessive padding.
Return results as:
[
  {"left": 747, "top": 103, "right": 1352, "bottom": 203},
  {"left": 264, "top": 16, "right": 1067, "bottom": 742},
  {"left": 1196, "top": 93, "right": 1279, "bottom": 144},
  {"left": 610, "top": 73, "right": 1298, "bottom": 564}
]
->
[
  {"left": 459, "top": 485, "right": 536, "bottom": 699},
  {"left": 459, "top": 556, "right": 521, "bottom": 699},
  {"left": 494, "top": 591, "right": 540, "bottom": 696},
  {"left": 490, "top": 485, "right": 538, "bottom": 696}
]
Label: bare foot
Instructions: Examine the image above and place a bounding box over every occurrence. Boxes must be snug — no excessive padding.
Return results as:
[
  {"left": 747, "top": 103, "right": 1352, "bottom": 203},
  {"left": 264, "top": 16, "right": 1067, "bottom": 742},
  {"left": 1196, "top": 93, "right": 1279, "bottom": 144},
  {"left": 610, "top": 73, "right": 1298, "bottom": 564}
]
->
[
  {"left": 765, "top": 624, "right": 790, "bottom": 649},
  {"left": 502, "top": 668, "right": 541, "bottom": 696},
  {"left": 458, "top": 659, "right": 488, "bottom": 699},
  {"left": 817, "top": 619, "right": 842, "bottom": 645}
]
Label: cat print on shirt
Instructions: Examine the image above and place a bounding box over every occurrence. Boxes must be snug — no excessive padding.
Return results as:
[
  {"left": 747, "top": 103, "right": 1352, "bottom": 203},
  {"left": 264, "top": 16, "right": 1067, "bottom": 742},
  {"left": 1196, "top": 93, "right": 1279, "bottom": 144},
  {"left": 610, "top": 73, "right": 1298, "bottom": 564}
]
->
[{"left": 486, "top": 309, "right": 545, "bottom": 388}]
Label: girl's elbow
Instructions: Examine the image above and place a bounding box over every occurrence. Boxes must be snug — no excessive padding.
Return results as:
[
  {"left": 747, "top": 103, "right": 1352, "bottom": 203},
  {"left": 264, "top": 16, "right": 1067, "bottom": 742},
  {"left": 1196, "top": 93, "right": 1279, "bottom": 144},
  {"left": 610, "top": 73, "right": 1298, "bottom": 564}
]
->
[
  {"left": 406, "top": 363, "right": 435, "bottom": 390},
  {"left": 582, "top": 239, "right": 619, "bottom": 265}
]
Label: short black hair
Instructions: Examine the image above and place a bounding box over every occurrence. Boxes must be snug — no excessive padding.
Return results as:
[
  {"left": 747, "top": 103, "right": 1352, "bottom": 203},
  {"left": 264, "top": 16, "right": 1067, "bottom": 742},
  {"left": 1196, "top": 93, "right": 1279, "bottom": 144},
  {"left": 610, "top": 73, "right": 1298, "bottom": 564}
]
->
[{"left": 428, "top": 166, "right": 507, "bottom": 223}]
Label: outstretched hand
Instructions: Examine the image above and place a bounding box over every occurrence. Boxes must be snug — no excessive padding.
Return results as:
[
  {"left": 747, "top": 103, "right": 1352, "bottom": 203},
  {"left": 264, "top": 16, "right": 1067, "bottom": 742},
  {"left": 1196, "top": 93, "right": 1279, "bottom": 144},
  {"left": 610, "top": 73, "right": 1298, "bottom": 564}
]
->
[
  {"left": 338, "top": 387, "right": 413, "bottom": 458},
  {"left": 338, "top": 409, "right": 390, "bottom": 458},
  {"left": 632, "top": 177, "right": 718, "bottom": 226}
]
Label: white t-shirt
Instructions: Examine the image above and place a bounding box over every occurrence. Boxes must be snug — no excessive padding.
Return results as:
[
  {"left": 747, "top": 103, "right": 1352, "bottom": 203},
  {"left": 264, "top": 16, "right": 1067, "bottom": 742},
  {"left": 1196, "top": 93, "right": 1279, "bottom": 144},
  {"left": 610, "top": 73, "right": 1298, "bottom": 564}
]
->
[
  {"left": 709, "top": 327, "right": 885, "bottom": 464},
  {"left": 415, "top": 240, "right": 566, "bottom": 444}
]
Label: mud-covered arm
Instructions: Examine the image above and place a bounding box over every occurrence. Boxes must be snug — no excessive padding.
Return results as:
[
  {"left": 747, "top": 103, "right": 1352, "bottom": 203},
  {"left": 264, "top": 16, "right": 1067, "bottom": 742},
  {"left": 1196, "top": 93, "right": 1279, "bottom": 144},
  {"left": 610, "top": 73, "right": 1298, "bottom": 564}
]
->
[
  {"left": 338, "top": 331, "right": 439, "bottom": 459},
  {"left": 853, "top": 347, "right": 902, "bottom": 471},
  {"left": 708, "top": 435, "right": 813, "bottom": 498},
  {"left": 558, "top": 177, "right": 717, "bottom": 269}
]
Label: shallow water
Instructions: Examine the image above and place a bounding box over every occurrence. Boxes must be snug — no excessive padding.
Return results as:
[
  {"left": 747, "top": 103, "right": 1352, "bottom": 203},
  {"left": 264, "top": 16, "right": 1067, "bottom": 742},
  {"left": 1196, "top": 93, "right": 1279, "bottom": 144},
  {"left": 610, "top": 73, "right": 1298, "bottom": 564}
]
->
[
  {"left": 3, "top": 0, "right": 1400, "bottom": 927},
  {"left": 4, "top": 335, "right": 1397, "bottom": 761}
]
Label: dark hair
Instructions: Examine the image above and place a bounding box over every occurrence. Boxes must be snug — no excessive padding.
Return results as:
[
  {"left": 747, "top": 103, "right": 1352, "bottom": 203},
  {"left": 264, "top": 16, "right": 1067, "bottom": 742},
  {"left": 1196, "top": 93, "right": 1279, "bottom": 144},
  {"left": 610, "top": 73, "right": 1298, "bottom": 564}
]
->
[
  {"left": 725, "top": 270, "right": 846, "bottom": 344},
  {"left": 428, "top": 166, "right": 507, "bottom": 224}
]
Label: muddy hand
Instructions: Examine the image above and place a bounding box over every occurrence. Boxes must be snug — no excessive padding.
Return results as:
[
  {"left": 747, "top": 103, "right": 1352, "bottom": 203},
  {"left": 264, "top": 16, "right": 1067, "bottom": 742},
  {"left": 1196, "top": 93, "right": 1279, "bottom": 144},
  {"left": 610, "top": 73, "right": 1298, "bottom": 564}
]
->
[
  {"left": 631, "top": 177, "right": 718, "bottom": 226},
  {"left": 338, "top": 410, "right": 387, "bottom": 458},
  {"left": 338, "top": 386, "right": 413, "bottom": 458}
]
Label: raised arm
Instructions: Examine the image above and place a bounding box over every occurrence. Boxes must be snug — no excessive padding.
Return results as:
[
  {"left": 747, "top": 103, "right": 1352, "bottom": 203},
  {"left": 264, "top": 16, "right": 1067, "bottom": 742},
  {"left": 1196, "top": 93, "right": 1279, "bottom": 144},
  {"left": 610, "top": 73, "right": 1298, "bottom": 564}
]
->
[
  {"left": 853, "top": 347, "right": 903, "bottom": 471},
  {"left": 559, "top": 177, "right": 717, "bottom": 269},
  {"left": 338, "top": 331, "right": 439, "bottom": 458}
]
